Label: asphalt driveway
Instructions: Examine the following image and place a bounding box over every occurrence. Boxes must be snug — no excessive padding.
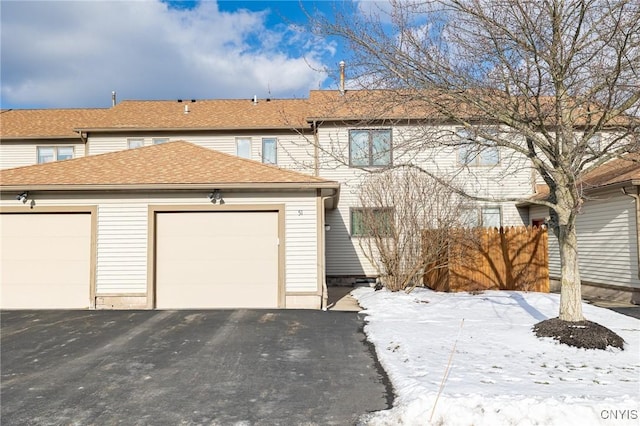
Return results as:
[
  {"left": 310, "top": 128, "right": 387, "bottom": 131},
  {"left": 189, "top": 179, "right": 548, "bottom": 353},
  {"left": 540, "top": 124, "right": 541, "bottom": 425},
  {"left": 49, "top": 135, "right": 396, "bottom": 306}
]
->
[{"left": 1, "top": 310, "right": 392, "bottom": 425}]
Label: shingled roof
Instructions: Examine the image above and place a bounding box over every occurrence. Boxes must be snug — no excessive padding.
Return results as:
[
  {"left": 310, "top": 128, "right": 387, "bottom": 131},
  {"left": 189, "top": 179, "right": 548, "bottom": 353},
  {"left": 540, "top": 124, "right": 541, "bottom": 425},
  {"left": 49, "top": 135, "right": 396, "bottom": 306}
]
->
[
  {"left": 75, "top": 98, "right": 312, "bottom": 132},
  {"left": 523, "top": 154, "right": 640, "bottom": 203},
  {"left": 0, "top": 141, "right": 338, "bottom": 190},
  {"left": 0, "top": 108, "right": 110, "bottom": 139}
]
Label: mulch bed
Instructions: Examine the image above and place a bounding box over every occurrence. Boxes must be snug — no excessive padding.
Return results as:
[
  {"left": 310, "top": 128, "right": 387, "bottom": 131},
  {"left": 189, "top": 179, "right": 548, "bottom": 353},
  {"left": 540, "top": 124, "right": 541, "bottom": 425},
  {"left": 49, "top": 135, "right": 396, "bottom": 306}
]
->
[{"left": 533, "top": 318, "right": 625, "bottom": 350}]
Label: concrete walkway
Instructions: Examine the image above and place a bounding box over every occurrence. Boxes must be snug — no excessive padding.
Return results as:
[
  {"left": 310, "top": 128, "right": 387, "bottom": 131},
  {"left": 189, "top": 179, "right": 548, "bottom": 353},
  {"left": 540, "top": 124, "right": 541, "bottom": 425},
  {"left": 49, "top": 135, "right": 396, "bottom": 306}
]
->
[{"left": 327, "top": 286, "right": 361, "bottom": 311}]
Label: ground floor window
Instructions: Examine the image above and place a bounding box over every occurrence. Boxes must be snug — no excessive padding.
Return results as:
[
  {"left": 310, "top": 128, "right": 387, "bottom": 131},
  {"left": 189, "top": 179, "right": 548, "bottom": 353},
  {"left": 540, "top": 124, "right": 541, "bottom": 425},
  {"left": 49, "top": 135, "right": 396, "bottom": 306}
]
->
[
  {"left": 461, "top": 206, "right": 502, "bottom": 228},
  {"left": 350, "top": 207, "right": 394, "bottom": 237}
]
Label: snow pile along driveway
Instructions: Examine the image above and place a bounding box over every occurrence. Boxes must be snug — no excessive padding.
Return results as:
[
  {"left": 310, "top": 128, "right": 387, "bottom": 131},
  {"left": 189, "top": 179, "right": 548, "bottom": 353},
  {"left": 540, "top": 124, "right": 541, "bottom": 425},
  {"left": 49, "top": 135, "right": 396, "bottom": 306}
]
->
[{"left": 353, "top": 288, "right": 640, "bottom": 426}]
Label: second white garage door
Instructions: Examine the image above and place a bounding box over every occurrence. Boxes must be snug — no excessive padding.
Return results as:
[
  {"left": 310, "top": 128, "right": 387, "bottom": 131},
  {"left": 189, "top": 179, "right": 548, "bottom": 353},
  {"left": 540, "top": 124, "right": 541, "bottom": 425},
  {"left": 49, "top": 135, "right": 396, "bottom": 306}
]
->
[{"left": 155, "top": 211, "right": 280, "bottom": 309}]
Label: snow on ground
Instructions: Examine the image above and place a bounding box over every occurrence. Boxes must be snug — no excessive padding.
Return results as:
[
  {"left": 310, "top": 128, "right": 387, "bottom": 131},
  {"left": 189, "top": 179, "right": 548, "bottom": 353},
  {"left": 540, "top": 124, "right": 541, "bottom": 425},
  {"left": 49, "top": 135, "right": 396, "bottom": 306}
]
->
[{"left": 353, "top": 287, "right": 640, "bottom": 426}]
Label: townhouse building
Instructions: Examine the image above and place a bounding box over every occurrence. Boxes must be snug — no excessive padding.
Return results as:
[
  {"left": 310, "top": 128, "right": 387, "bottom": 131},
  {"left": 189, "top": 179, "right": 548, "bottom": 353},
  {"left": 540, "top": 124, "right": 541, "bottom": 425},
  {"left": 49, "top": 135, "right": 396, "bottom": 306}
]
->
[{"left": 1, "top": 90, "right": 637, "bottom": 308}]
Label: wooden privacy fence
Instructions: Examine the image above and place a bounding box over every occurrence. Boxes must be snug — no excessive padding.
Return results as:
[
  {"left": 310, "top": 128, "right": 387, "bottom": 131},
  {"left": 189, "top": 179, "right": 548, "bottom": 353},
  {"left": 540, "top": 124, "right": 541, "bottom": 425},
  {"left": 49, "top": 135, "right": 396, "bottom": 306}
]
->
[{"left": 423, "top": 226, "right": 549, "bottom": 293}]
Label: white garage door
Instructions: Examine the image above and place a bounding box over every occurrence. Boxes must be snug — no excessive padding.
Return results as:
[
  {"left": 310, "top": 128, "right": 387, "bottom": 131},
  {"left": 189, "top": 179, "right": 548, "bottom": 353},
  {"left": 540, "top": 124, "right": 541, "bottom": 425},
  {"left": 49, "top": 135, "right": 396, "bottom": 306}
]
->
[
  {"left": 155, "top": 211, "right": 279, "bottom": 309},
  {"left": 1, "top": 213, "right": 92, "bottom": 309}
]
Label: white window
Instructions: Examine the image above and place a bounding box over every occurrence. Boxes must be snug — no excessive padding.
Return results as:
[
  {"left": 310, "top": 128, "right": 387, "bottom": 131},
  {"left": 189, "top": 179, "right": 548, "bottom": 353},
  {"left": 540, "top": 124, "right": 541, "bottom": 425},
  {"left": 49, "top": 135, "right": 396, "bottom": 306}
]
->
[
  {"left": 481, "top": 207, "right": 502, "bottom": 228},
  {"left": 349, "top": 129, "right": 392, "bottom": 167},
  {"left": 262, "top": 138, "right": 277, "bottom": 164},
  {"left": 128, "top": 138, "right": 144, "bottom": 149},
  {"left": 57, "top": 147, "right": 73, "bottom": 161},
  {"left": 37, "top": 146, "right": 74, "bottom": 164},
  {"left": 351, "top": 208, "right": 394, "bottom": 237},
  {"left": 587, "top": 134, "right": 601, "bottom": 152},
  {"left": 457, "top": 128, "right": 499, "bottom": 166},
  {"left": 236, "top": 138, "right": 252, "bottom": 159},
  {"left": 153, "top": 138, "right": 170, "bottom": 145},
  {"left": 461, "top": 206, "right": 502, "bottom": 228}
]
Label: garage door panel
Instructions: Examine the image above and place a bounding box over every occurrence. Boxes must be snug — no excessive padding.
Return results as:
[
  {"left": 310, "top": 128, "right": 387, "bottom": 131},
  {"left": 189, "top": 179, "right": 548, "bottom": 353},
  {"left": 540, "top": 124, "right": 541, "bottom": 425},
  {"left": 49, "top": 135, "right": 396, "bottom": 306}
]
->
[
  {"left": 1, "top": 213, "right": 91, "bottom": 309},
  {"left": 155, "top": 211, "right": 279, "bottom": 309}
]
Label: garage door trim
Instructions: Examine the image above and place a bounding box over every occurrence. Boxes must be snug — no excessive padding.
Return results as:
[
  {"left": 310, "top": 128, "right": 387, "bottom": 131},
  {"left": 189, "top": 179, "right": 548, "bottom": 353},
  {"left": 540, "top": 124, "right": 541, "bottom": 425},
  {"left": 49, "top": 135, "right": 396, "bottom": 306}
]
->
[
  {"left": 0, "top": 205, "right": 98, "bottom": 308},
  {"left": 148, "top": 204, "right": 285, "bottom": 309}
]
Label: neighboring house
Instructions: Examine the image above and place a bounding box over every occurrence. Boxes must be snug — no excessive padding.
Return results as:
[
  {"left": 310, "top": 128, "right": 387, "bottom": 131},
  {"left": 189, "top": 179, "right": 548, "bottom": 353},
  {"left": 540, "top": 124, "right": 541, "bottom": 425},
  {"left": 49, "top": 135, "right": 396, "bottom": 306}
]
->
[
  {"left": 0, "top": 108, "right": 109, "bottom": 169},
  {"left": 523, "top": 155, "right": 640, "bottom": 304},
  {"left": 0, "top": 142, "right": 339, "bottom": 309}
]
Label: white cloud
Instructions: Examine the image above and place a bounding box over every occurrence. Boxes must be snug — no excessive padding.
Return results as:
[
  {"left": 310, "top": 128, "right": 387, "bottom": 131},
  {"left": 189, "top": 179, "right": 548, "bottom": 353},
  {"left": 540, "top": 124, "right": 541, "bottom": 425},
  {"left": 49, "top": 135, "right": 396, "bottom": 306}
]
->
[{"left": 0, "top": 0, "right": 334, "bottom": 108}]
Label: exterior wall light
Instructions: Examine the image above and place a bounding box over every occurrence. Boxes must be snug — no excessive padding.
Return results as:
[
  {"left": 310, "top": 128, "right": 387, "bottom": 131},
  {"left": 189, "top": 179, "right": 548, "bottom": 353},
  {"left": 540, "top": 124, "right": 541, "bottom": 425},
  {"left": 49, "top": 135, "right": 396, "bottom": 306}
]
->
[
  {"left": 16, "top": 192, "right": 28, "bottom": 203},
  {"left": 208, "top": 190, "right": 224, "bottom": 204}
]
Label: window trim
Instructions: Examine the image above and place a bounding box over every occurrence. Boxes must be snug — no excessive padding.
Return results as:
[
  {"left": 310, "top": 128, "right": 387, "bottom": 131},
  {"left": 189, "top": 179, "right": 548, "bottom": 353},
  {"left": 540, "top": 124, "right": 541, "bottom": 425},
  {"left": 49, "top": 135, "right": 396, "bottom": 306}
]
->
[
  {"left": 348, "top": 128, "right": 393, "bottom": 168},
  {"left": 236, "top": 137, "right": 252, "bottom": 159},
  {"left": 36, "top": 146, "right": 75, "bottom": 164},
  {"left": 456, "top": 128, "right": 500, "bottom": 167},
  {"left": 350, "top": 207, "right": 394, "bottom": 237},
  {"left": 127, "top": 138, "right": 145, "bottom": 149},
  {"left": 461, "top": 205, "right": 503, "bottom": 228},
  {"left": 261, "top": 137, "right": 277, "bottom": 165}
]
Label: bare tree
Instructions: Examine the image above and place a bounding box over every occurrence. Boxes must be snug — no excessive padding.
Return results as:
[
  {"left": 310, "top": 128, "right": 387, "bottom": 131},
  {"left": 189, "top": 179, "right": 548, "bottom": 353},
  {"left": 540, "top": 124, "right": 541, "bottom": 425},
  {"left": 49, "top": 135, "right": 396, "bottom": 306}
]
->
[
  {"left": 312, "top": 0, "right": 640, "bottom": 322},
  {"left": 356, "top": 167, "right": 470, "bottom": 292}
]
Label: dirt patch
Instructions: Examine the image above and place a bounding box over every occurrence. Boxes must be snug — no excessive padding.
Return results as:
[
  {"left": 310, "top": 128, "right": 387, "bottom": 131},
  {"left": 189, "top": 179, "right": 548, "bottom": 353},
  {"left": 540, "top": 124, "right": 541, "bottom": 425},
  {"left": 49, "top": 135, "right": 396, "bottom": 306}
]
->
[{"left": 533, "top": 318, "right": 625, "bottom": 350}]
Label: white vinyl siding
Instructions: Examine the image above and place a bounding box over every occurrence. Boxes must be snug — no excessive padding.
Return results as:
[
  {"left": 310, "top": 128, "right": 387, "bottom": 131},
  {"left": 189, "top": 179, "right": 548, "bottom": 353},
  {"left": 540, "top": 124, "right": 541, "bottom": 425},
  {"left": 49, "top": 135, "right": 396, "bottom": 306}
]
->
[
  {"left": 529, "top": 191, "right": 639, "bottom": 289},
  {"left": 1, "top": 142, "right": 85, "bottom": 170},
  {"left": 0, "top": 191, "right": 319, "bottom": 297},
  {"left": 96, "top": 203, "right": 148, "bottom": 294},
  {"left": 86, "top": 132, "right": 315, "bottom": 172},
  {"left": 318, "top": 123, "right": 532, "bottom": 277}
]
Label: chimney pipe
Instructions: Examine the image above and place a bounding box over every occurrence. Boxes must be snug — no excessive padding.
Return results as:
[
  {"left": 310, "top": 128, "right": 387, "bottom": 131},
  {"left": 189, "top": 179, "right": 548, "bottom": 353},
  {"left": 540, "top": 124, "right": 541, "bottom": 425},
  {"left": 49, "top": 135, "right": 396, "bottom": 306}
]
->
[
  {"left": 111, "top": 91, "right": 116, "bottom": 107},
  {"left": 339, "top": 61, "right": 345, "bottom": 95}
]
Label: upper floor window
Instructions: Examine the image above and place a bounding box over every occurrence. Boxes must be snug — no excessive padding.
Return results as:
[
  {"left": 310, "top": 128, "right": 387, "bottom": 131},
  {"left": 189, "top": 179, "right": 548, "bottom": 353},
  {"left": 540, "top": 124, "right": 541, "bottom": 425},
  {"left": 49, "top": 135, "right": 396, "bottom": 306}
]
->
[
  {"left": 236, "top": 137, "right": 252, "bottom": 159},
  {"left": 37, "top": 146, "right": 73, "bottom": 164},
  {"left": 457, "top": 128, "right": 499, "bottom": 166},
  {"left": 128, "top": 138, "right": 144, "bottom": 149},
  {"left": 587, "top": 134, "right": 601, "bottom": 152},
  {"left": 349, "top": 129, "right": 392, "bottom": 167},
  {"left": 153, "top": 138, "right": 170, "bottom": 145},
  {"left": 262, "top": 138, "right": 277, "bottom": 165}
]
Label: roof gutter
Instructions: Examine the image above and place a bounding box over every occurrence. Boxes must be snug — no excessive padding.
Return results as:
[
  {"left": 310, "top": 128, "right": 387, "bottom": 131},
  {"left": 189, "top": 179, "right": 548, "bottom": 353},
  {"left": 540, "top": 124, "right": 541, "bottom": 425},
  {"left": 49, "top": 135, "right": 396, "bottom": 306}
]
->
[
  {"left": 73, "top": 125, "right": 312, "bottom": 133},
  {"left": 622, "top": 185, "right": 640, "bottom": 280},
  {"left": 0, "top": 135, "right": 83, "bottom": 141},
  {"left": 0, "top": 182, "right": 340, "bottom": 192}
]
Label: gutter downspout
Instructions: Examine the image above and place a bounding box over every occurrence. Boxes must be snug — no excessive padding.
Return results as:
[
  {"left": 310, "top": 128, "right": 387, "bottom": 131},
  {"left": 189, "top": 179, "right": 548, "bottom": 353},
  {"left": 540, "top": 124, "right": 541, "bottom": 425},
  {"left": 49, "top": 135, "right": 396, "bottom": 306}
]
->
[
  {"left": 320, "top": 189, "right": 338, "bottom": 311},
  {"left": 312, "top": 120, "right": 319, "bottom": 177},
  {"left": 76, "top": 131, "right": 87, "bottom": 144},
  {"left": 622, "top": 186, "right": 640, "bottom": 279}
]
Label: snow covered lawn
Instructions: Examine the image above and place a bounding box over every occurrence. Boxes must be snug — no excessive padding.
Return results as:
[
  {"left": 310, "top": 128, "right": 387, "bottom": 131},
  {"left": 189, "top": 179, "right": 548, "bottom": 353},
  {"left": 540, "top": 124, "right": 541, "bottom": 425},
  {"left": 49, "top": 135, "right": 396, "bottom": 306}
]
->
[{"left": 353, "top": 288, "right": 639, "bottom": 425}]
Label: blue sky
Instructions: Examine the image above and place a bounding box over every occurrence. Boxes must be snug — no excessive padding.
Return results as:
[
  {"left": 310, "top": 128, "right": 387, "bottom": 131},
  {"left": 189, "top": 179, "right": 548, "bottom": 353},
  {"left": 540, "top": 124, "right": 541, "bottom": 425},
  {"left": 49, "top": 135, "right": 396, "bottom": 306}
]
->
[{"left": 0, "top": 0, "right": 361, "bottom": 109}]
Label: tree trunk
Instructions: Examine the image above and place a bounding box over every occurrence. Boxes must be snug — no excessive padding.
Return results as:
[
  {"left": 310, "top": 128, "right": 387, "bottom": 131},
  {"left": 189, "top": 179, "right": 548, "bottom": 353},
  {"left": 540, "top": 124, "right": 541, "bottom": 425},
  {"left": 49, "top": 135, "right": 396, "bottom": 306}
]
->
[{"left": 557, "top": 221, "right": 584, "bottom": 321}]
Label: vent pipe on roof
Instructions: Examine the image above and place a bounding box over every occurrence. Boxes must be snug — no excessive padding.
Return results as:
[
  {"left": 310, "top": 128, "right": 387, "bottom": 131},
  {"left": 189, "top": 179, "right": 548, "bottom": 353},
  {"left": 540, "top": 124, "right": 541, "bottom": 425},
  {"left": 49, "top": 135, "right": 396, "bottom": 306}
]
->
[
  {"left": 184, "top": 104, "right": 190, "bottom": 114},
  {"left": 339, "top": 61, "right": 345, "bottom": 95},
  {"left": 111, "top": 91, "right": 117, "bottom": 107},
  {"left": 253, "top": 95, "right": 258, "bottom": 105}
]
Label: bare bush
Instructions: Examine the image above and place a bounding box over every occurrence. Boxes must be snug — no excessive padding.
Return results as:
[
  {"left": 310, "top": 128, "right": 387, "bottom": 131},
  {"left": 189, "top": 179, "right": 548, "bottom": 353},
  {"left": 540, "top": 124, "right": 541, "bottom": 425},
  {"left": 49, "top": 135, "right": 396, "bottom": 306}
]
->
[{"left": 356, "top": 167, "right": 470, "bottom": 291}]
